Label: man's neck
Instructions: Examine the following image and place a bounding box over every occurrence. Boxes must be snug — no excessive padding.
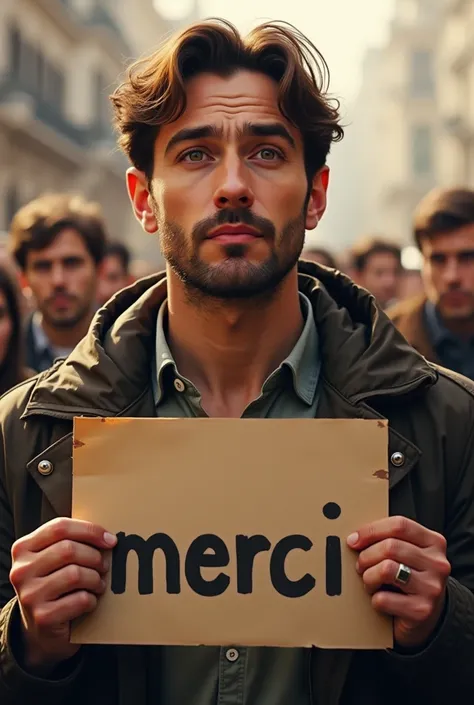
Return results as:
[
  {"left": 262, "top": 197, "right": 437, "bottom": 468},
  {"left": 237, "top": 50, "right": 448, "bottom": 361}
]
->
[
  {"left": 39, "top": 311, "right": 93, "bottom": 350},
  {"left": 166, "top": 268, "right": 304, "bottom": 418}
]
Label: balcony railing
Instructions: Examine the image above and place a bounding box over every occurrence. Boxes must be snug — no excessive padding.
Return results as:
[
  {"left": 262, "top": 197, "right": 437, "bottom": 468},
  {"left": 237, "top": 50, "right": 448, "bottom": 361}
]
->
[
  {"left": 0, "top": 77, "right": 121, "bottom": 150},
  {"left": 0, "top": 77, "right": 86, "bottom": 145}
]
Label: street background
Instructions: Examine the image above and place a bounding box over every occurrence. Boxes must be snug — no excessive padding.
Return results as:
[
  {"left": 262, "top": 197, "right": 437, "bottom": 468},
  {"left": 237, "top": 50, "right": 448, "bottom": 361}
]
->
[{"left": 0, "top": 0, "right": 472, "bottom": 271}]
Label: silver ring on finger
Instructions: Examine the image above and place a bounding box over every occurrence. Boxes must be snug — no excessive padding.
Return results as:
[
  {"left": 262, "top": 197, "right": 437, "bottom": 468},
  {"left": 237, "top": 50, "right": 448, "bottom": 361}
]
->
[{"left": 394, "top": 562, "right": 411, "bottom": 587}]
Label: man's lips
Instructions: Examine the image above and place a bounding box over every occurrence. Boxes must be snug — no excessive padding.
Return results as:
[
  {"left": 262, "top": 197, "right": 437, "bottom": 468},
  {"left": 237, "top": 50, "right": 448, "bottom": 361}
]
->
[{"left": 206, "top": 225, "right": 262, "bottom": 244}]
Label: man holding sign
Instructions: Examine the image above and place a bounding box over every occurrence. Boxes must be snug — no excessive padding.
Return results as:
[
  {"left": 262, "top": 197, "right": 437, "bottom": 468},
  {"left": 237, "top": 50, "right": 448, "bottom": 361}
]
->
[{"left": 0, "top": 18, "right": 472, "bottom": 705}]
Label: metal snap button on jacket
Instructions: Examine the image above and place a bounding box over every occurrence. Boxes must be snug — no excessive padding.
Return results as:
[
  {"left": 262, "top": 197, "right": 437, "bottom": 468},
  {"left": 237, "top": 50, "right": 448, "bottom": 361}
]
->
[
  {"left": 390, "top": 452, "right": 405, "bottom": 467},
  {"left": 37, "top": 459, "right": 54, "bottom": 476},
  {"left": 225, "top": 648, "right": 239, "bottom": 662},
  {"left": 174, "top": 379, "right": 185, "bottom": 393}
]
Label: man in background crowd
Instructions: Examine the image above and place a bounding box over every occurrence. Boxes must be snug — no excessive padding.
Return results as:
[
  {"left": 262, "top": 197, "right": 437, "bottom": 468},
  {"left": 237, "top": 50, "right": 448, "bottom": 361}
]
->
[
  {"left": 9, "top": 193, "right": 107, "bottom": 372},
  {"left": 389, "top": 187, "right": 474, "bottom": 380},
  {"left": 97, "top": 241, "right": 133, "bottom": 306},
  {"left": 350, "top": 236, "right": 402, "bottom": 309},
  {"left": 302, "top": 245, "right": 338, "bottom": 269}
]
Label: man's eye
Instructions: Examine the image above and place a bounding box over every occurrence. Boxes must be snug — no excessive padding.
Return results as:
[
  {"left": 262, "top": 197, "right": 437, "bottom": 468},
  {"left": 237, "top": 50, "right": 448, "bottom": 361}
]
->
[
  {"left": 182, "top": 150, "right": 208, "bottom": 162},
  {"left": 255, "top": 148, "right": 282, "bottom": 161}
]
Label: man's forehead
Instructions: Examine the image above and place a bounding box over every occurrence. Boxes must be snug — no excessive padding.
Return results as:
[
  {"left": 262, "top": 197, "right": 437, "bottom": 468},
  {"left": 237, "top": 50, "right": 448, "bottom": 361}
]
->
[
  {"left": 29, "top": 229, "right": 86, "bottom": 259},
  {"left": 184, "top": 70, "right": 280, "bottom": 109},
  {"left": 426, "top": 225, "right": 474, "bottom": 253},
  {"left": 157, "top": 70, "right": 299, "bottom": 143}
]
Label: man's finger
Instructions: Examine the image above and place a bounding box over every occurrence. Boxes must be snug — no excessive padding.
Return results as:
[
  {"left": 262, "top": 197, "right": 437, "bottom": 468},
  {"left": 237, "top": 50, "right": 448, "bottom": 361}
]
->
[
  {"left": 371, "top": 590, "right": 433, "bottom": 623},
  {"left": 347, "top": 516, "right": 442, "bottom": 551},
  {"left": 36, "top": 565, "right": 106, "bottom": 603},
  {"left": 361, "top": 559, "right": 420, "bottom": 595},
  {"left": 357, "top": 538, "right": 427, "bottom": 574},
  {"left": 34, "top": 540, "right": 108, "bottom": 578},
  {"left": 33, "top": 591, "right": 98, "bottom": 630},
  {"left": 18, "top": 518, "right": 117, "bottom": 554}
]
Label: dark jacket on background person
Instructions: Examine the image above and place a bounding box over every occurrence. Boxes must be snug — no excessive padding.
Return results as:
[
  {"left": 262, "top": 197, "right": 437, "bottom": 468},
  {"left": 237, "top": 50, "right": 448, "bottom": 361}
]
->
[
  {"left": 1, "top": 262, "right": 474, "bottom": 705},
  {"left": 388, "top": 294, "right": 474, "bottom": 380}
]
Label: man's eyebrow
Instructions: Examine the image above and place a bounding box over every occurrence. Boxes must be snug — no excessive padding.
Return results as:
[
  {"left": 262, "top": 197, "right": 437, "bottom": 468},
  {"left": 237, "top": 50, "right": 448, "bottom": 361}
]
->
[
  {"left": 164, "top": 121, "right": 296, "bottom": 155},
  {"left": 239, "top": 122, "right": 296, "bottom": 148},
  {"left": 165, "top": 125, "right": 222, "bottom": 155}
]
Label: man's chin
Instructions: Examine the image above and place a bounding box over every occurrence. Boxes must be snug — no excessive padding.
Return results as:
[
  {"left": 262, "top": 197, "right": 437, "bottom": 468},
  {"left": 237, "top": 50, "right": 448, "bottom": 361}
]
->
[
  {"left": 44, "top": 311, "right": 84, "bottom": 329},
  {"left": 180, "top": 259, "right": 286, "bottom": 300}
]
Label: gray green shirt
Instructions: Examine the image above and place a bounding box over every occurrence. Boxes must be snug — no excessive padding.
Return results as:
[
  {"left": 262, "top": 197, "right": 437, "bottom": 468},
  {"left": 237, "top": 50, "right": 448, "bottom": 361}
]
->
[{"left": 150, "top": 293, "right": 321, "bottom": 705}]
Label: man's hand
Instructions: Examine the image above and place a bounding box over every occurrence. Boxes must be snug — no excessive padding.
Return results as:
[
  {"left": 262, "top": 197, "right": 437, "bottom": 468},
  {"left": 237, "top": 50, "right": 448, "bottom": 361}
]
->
[
  {"left": 9, "top": 518, "right": 117, "bottom": 674},
  {"left": 347, "top": 516, "right": 451, "bottom": 649}
]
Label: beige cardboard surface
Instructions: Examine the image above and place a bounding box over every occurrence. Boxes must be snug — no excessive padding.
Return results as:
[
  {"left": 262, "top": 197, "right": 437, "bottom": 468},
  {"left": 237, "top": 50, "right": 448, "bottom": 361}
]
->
[{"left": 71, "top": 417, "right": 392, "bottom": 649}]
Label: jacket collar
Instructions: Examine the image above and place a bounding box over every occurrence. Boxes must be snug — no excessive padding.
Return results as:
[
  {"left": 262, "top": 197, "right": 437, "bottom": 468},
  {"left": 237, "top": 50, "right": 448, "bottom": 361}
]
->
[{"left": 22, "top": 263, "right": 437, "bottom": 420}]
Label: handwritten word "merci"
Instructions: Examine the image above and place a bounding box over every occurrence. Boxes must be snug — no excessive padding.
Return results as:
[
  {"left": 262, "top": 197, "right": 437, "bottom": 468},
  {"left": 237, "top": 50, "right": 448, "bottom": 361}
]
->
[{"left": 111, "top": 502, "right": 343, "bottom": 598}]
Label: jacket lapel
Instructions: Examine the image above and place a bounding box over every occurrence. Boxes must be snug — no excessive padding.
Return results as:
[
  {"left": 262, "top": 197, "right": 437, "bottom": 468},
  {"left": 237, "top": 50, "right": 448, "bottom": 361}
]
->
[{"left": 26, "top": 389, "right": 157, "bottom": 521}]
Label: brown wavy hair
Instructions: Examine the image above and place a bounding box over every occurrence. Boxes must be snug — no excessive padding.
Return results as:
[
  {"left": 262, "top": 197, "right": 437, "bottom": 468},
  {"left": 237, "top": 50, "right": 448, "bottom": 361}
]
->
[
  {"left": 9, "top": 192, "right": 108, "bottom": 271},
  {"left": 111, "top": 19, "right": 344, "bottom": 182}
]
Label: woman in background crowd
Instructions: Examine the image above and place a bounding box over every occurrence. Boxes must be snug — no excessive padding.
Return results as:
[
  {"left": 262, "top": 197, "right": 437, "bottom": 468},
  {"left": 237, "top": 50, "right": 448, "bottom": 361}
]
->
[{"left": 0, "top": 267, "right": 31, "bottom": 395}]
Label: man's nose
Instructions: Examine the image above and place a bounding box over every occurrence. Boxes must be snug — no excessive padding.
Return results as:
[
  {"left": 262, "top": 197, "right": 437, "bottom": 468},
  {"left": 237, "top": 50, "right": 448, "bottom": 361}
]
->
[
  {"left": 51, "top": 264, "right": 66, "bottom": 287},
  {"left": 442, "top": 259, "right": 461, "bottom": 285},
  {"left": 213, "top": 158, "right": 255, "bottom": 210}
]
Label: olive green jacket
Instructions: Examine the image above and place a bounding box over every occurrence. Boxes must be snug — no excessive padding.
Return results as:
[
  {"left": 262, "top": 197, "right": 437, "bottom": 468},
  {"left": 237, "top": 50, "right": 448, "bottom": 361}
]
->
[{"left": 1, "top": 262, "right": 474, "bottom": 705}]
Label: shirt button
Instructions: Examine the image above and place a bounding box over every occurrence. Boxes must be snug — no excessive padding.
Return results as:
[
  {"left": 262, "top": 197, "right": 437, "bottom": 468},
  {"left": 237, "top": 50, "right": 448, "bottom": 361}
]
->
[
  {"left": 225, "top": 648, "right": 239, "bottom": 662},
  {"left": 174, "top": 379, "right": 185, "bottom": 393}
]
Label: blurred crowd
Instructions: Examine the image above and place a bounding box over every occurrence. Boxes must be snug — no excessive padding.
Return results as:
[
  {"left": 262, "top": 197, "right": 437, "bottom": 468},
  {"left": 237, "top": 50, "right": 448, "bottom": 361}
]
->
[
  {"left": 0, "top": 192, "right": 156, "bottom": 397},
  {"left": 303, "top": 186, "right": 474, "bottom": 382},
  {"left": 0, "top": 184, "right": 472, "bottom": 400}
]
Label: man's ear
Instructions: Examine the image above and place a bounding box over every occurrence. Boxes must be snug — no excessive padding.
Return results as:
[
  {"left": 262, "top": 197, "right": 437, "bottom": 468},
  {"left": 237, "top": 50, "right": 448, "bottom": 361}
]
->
[
  {"left": 126, "top": 168, "right": 158, "bottom": 234},
  {"left": 305, "top": 166, "right": 329, "bottom": 231}
]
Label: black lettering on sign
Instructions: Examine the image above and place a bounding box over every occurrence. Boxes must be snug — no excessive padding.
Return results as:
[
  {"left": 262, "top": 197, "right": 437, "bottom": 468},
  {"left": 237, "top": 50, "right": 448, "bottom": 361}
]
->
[
  {"left": 236, "top": 535, "right": 271, "bottom": 594},
  {"left": 185, "top": 534, "right": 230, "bottom": 597},
  {"left": 323, "top": 503, "right": 342, "bottom": 596},
  {"left": 270, "top": 535, "right": 315, "bottom": 598},
  {"left": 110, "top": 503, "right": 344, "bottom": 598},
  {"left": 111, "top": 532, "right": 181, "bottom": 595}
]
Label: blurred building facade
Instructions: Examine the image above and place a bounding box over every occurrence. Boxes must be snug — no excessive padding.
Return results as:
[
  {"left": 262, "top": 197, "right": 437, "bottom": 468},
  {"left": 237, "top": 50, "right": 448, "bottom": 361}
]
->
[
  {"left": 437, "top": 0, "right": 474, "bottom": 187},
  {"left": 353, "top": 0, "right": 445, "bottom": 246},
  {"left": 0, "top": 0, "right": 196, "bottom": 263}
]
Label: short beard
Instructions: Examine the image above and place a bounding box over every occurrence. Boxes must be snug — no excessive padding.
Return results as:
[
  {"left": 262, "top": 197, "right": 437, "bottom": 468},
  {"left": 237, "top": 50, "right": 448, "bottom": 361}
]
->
[{"left": 158, "top": 208, "right": 306, "bottom": 302}]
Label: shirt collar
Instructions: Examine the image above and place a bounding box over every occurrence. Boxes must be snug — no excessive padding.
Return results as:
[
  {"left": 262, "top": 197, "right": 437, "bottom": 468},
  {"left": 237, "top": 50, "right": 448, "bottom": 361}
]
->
[
  {"left": 424, "top": 300, "right": 458, "bottom": 347},
  {"left": 153, "top": 293, "right": 320, "bottom": 407},
  {"left": 31, "top": 311, "right": 52, "bottom": 355}
]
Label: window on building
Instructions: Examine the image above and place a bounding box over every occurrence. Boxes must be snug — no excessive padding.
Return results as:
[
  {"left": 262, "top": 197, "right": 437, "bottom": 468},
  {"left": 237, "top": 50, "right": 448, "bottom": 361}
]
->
[
  {"left": 4, "top": 184, "right": 20, "bottom": 229},
  {"left": 94, "top": 71, "right": 111, "bottom": 134},
  {"left": 8, "top": 24, "right": 21, "bottom": 77},
  {"left": 410, "top": 50, "right": 434, "bottom": 97},
  {"left": 44, "top": 62, "right": 65, "bottom": 114},
  {"left": 412, "top": 125, "right": 433, "bottom": 176},
  {"left": 33, "top": 48, "right": 45, "bottom": 99}
]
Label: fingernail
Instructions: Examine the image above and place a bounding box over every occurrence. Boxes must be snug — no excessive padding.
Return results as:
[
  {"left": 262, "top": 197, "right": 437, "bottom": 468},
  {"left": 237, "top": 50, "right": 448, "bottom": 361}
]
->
[
  {"left": 103, "top": 532, "right": 117, "bottom": 547},
  {"left": 347, "top": 532, "right": 359, "bottom": 547},
  {"left": 102, "top": 556, "right": 110, "bottom": 572}
]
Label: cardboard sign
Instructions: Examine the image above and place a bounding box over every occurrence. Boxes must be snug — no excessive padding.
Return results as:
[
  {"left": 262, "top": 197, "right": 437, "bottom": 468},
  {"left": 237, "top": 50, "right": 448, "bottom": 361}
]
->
[{"left": 71, "top": 417, "right": 392, "bottom": 649}]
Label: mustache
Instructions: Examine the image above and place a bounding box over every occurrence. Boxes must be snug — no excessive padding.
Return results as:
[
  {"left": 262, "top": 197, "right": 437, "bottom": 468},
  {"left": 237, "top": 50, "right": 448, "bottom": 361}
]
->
[
  {"left": 192, "top": 208, "right": 276, "bottom": 241},
  {"left": 46, "top": 290, "right": 76, "bottom": 303},
  {"left": 443, "top": 286, "right": 474, "bottom": 296}
]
